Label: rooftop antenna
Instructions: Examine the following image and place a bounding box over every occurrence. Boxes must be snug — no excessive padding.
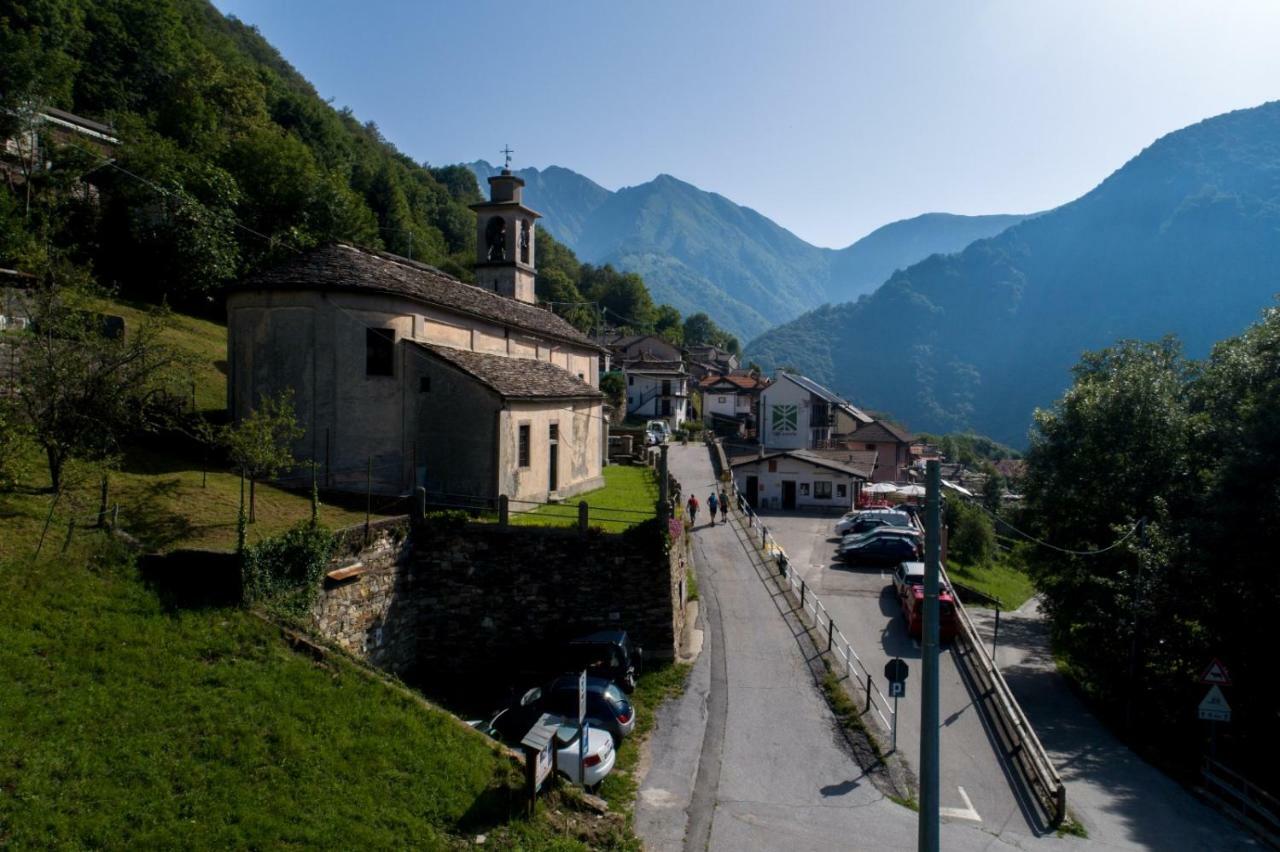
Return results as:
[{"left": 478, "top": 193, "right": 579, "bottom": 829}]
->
[{"left": 501, "top": 144, "right": 514, "bottom": 171}]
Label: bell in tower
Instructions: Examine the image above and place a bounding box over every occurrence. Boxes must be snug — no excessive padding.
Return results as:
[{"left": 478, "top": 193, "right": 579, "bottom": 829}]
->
[{"left": 470, "top": 147, "right": 540, "bottom": 303}]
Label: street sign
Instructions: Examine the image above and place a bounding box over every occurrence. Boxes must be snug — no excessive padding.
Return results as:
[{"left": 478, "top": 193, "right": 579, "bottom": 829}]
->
[
  {"left": 890, "top": 680, "right": 906, "bottom": 698},
  {"left": 1198, "top": 685, "right": 1232, "bottom": 722},
  {"left": 578, "top": 669, "right": 587, "bottom": 723},
  {"left": 885, "top": 657, "right": 909, "bottom": 684},
  {"left": 1199, "top": 658, "right": 1232, "bottom": 686},
  {"left": 579, "top": 721, "right": 590, "bottom": 786}
]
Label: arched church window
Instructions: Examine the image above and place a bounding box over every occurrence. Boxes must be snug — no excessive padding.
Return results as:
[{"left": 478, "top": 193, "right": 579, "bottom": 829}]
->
[
  {"left": 485, "top": 216, "right": 506, "bottom": 261},
  {"left": 519, "top": 219, "right": 531, "bottom": 264}
]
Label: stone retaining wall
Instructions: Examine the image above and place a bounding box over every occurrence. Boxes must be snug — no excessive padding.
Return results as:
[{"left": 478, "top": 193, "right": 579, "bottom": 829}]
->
[{"left": 309, "top": 515, "right": 687, "bottom": 680}]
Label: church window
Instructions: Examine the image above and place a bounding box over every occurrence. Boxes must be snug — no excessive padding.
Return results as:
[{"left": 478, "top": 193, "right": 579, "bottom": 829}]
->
[
  {"left": 518, "top": 424, "right": 531, "bottom": 468},
  {"left": 520, "top": 219, "right": 531, "bottom": 264},
  {"left": 366, "top": 328, "right": 395, "bottom": 377},
  {"left": 485, "top": 216, "right": 506, "bottom": 261}
]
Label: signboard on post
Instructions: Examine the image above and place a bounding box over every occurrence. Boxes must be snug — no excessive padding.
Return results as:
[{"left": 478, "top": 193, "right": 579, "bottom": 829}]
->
[
  {"left": 890, "top": 680, "right": 906, "bottom": 698},
  {"left": 1199, "top": 685, "right": 1231, "bottom": 722},
  {"left": 1199, "top": 658, "right": 1232, "bottom": 686},
  {"left": 884, "top": 658, "right": 909, "bottom": 685}
]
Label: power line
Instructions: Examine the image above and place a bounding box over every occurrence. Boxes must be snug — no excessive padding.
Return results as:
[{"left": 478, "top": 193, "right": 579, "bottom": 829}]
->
[{"left": 976, "top": 499, "right": 1144, "bottom": 556}]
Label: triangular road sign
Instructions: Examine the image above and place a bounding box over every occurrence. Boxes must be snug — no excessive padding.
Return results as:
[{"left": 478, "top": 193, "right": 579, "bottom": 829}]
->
[
  {"left": 1199, "top": 685, "right": 1231, "bottom": 721},
  {"left": 1200, "top": 658, "right": 1232, "bottom": 686}
]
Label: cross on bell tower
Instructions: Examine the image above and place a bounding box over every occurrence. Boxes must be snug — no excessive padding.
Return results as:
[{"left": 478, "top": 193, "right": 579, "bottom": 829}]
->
[{"left": 470, "top": 149, "right": 540, "bottom": 303}]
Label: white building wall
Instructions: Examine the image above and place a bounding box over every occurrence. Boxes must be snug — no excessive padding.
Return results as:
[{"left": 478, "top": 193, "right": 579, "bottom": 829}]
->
[
  {"left": 759, "top": 374, "right": 812, "bottom": 450},
  {"left": 705, "top": 391, "right": 737, "bottom": 419},
  {"left": 732, "top": 457, "right": 856, "bottom": 511},
  {"left": 626, "top": 373, "right": 688, "bottom": 426}
]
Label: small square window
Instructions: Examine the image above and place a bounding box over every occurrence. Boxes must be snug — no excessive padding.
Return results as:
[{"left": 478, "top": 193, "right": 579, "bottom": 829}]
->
[
  {"left": 815, "top": 481, "right": 832, "bottom": 499},
  {"left": 837, "top": 484, "right": 848, "bottom": 498},
  {"left": 419, "top": 376, "right": 431, "bottom": 392},
  {"left": 865, "top": 443, "right": 876, "bottom": 451},
  {"left": 768, "top": 460, "right": 777, "bottom": 473}
]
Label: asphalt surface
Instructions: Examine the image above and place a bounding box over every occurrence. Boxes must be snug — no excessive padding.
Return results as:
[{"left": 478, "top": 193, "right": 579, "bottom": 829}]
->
[
  {"left": 969, "top": 600, "right": 1261, "bottom": 850},
  {"left": 759, "top": 510, "right": 1036, "bottom": 840},
  {"left": 637, "top": 446, "right": 1054, "bottom": 851}
]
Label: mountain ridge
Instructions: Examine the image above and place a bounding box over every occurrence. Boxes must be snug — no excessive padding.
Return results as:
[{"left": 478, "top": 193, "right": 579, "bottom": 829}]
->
[
  {"left": 467, "top": 159, "right": 1027, "bottom": 340},
  {"left": 744, "top": 100, "right": 1280, "bottom": 446}
]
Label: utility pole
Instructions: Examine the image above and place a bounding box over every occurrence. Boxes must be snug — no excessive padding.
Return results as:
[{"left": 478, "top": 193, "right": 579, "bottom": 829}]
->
[{"left": 919, "top": 459, "right": 941, "bottom": 852}]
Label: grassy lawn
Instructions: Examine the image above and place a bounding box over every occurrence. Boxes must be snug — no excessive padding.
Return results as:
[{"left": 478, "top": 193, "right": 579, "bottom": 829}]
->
[
  {"left": 1, "top": 298, "right": 389, "bottom": 558},
  {"left": 946, "top": 557, "right": 1037, "bottom": 610},
  {"left": 509, "top": 465, "right": 659, "bottom": 532},
  {"left": 0, "top": 442, "right": 384, "bottom": 558},
  {"left": 0, "top": 545, "right": 618, "bottom": 849}
]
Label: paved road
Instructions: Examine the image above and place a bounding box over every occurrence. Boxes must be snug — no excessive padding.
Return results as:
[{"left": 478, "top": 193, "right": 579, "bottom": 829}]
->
[
  {"left": 759, "top": 510, "right": 1035, "bottom": 840},
  {"left": 969, "top": 600, "right": 1261, "bottom": 850},
  {"left": 637, "top": 446, "right": 1051, "bottom": 851}
]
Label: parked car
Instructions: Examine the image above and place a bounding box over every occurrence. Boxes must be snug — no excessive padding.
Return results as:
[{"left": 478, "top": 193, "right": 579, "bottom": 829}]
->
[
  {"left": 891, "top": 561, "right": 957, "bottom": 640},
  {"left": 646, "top": 420, "right": 671, "bottom": 442},
  {"left": 561, "top": 629, "right": 644, "bottom": 692},
  {"left": 842, "top": 535, "right": 921, "bottom": 566},
  {"left": 835, "top": 510, "right": 913, "bottom": 536},
  {"left": 471, "top": 703, "right": 616, "bottom": 790},
  {"left": 551, "top": 721, "right": 616, "bottom": 788},
  {"left": 541, "top": 674, "right": 636, "bottom": 745},
  {"left": 839, "top": 526, "right": 921, "bottom": 554}
]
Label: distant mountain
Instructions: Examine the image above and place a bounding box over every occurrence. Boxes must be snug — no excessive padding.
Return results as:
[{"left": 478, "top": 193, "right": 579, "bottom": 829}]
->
[
  {"left": 745, "top": 101, "right": 1280, "bottom": 446},
  {"left": 468, "top": 160, "right": 1025, "bottom": 340},
  {"left": 469, "top": 160, "right": 610, "bottom": 248}
]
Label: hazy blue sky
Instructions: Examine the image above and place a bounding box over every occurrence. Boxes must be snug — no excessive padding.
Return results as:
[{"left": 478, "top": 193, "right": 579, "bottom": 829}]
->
[{"left": 212, "top": 1, "right": 1280, "bottom": 248}]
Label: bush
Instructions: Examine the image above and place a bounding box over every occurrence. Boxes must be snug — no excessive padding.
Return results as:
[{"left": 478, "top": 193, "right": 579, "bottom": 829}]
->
[
  {"left": 947, "top": 500, "right": 995, "bottom": 565},
  {"left": 241, "top": 521, "right": 335, "bottom": 618}
]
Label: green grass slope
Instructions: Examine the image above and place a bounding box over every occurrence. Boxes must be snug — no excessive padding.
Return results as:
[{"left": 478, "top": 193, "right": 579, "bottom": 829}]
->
[{"left": 0, "top": 543, "right": 607, "bottom": 848}]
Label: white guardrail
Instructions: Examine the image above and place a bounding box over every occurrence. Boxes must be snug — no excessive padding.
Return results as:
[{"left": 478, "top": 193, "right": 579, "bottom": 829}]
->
[
  {"left": 715, "top": 449, "right": 1066, "bottom": 827},
  {"left": 730, "top": 488, "right": 898, "bottom": 736}
]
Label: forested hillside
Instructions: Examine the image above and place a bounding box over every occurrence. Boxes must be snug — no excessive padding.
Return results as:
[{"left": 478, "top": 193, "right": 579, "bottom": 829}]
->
[
  {"left": 469, "top": 161, "right": 1026, "bottom": 341},
  {"left": 0, "top": 0, "right": 732, "bottom": 347},
  {"left": 746, "top": 101, "right": 1280, "bottom": 446}
]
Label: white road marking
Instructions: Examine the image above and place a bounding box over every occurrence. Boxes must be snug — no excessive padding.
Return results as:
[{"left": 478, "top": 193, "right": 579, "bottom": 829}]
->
[{"left": 939, "top": 786, "right": 982, "bottom": 823}]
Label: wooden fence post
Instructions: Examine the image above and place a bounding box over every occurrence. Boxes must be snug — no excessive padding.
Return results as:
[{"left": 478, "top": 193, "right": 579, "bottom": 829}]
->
[
  {"left": 499, "top": 494, "right": 509, "bottom": 526},
  {"left": 578, "top": 500, "right": 588, "bottom": 533}
]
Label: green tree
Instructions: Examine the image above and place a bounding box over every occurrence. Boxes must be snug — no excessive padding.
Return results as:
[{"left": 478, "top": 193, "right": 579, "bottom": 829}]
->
[
  {"left": 223, "top": 388, "right": 304, "bottom": 523},
  {"left": 946, "top": 500, "right": 995, "bottom": 565},
  {"left": 654, "top": 304, "right": 683, "bottom": 345},
  {"left": 14, "top": 270, "right": 189, "bottom": 492}
]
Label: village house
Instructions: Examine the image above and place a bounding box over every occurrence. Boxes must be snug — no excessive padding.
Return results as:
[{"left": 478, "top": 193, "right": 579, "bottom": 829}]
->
[
  {"left": 226, "top": 169, "right": 607, "bottom": 503},
  {"left": 700, "top": 372, "right": 770, "bottom": 438},
  {"left": 609, "top": 333, "right": 682, "bottom": 365},
  {"left": 685, "top": 343, "right": 739, "bottom": 381},
  {"left": 730, "top": 448, "right": 871, "bottom": 511},
  {"left": 850, "top": 419, "right": 915, "bottom": 482},
  {"left": 758, "top": 370, "right": 855, "bottom": 450},
  {"left": 3, "top": 107, "right": 118, "bottom": 200},
  {"left": 624, "top": 357, "right": 689, "bottom": 428}
]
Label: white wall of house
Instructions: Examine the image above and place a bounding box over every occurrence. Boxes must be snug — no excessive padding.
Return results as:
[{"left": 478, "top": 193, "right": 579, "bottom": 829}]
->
[
  {"left": 732, "top": 457, "right": 857, "bottom": 511},
  {"left": 705, "top": 390, "right": 737, "bottom": 419},
  {"left": 626, "top": 371, "right": 688, "bottom": 425},
  {"left": 759, "top": 374, "right": 829, "bottom": 449}
]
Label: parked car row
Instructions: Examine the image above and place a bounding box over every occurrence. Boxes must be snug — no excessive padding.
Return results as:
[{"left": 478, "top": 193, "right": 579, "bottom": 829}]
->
[
  {"left": 470, "top": 630, "right": 643, "bottom": 791},
  {"left": 830, "top": 510, "right": 958, "bottom": 641},
  {"left": 835, "top": 507, "right": 923, "bottom": 565}
]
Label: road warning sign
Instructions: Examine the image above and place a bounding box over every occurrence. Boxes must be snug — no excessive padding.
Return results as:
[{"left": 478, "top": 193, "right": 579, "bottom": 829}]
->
[
  {"left": 1199, "top": 658, "right": 1232, "bottom": 686},
  {"left": 1198, "top": 685, "right": 1231, "bottom": 722}
]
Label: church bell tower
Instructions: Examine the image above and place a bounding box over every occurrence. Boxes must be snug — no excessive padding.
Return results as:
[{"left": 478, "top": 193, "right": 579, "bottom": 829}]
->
[{"left": 471, "top": 150, "right": 540, "bottom": 303}]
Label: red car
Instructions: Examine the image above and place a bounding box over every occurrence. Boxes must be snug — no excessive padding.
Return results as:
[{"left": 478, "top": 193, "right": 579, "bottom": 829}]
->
[{"left": 891, "top": 561, "right": 958, "bottom": 641}]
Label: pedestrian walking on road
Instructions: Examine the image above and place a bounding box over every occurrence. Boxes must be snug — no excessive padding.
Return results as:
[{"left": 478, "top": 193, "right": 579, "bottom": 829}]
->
[
  {"left": 707, "top": 492, "right": 718, "bottom": 526},
  {"left": 686, "top": 494, "right": 699, "bottom": 527},
  {"left": 719, "top": 490, "right": 729, "bottom": 524}
]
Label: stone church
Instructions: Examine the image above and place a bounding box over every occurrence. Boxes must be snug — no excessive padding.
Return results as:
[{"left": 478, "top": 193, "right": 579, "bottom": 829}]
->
[{"left": 226, "top": 170, "right": 606, "bottom": 503}]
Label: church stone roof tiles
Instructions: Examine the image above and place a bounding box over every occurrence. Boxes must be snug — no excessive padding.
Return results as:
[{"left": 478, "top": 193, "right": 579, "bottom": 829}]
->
[
  {"left": 241, "top": 242, "right": 602, "bottom": 351},
  {"left": 414, "top": 342, "right": 604, "bottom": 401}
]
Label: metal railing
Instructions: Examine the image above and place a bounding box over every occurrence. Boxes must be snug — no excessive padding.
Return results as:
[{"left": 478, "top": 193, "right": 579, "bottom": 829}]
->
[
  {"left": 1200, "top": 758, "right": 1280, "bottom": 846},
  {"left": 941, "top": 557, "right": 1067, "bottom": 826},
  {"left": 729, "top": 485, "right": 898, "bottom": 737}
]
